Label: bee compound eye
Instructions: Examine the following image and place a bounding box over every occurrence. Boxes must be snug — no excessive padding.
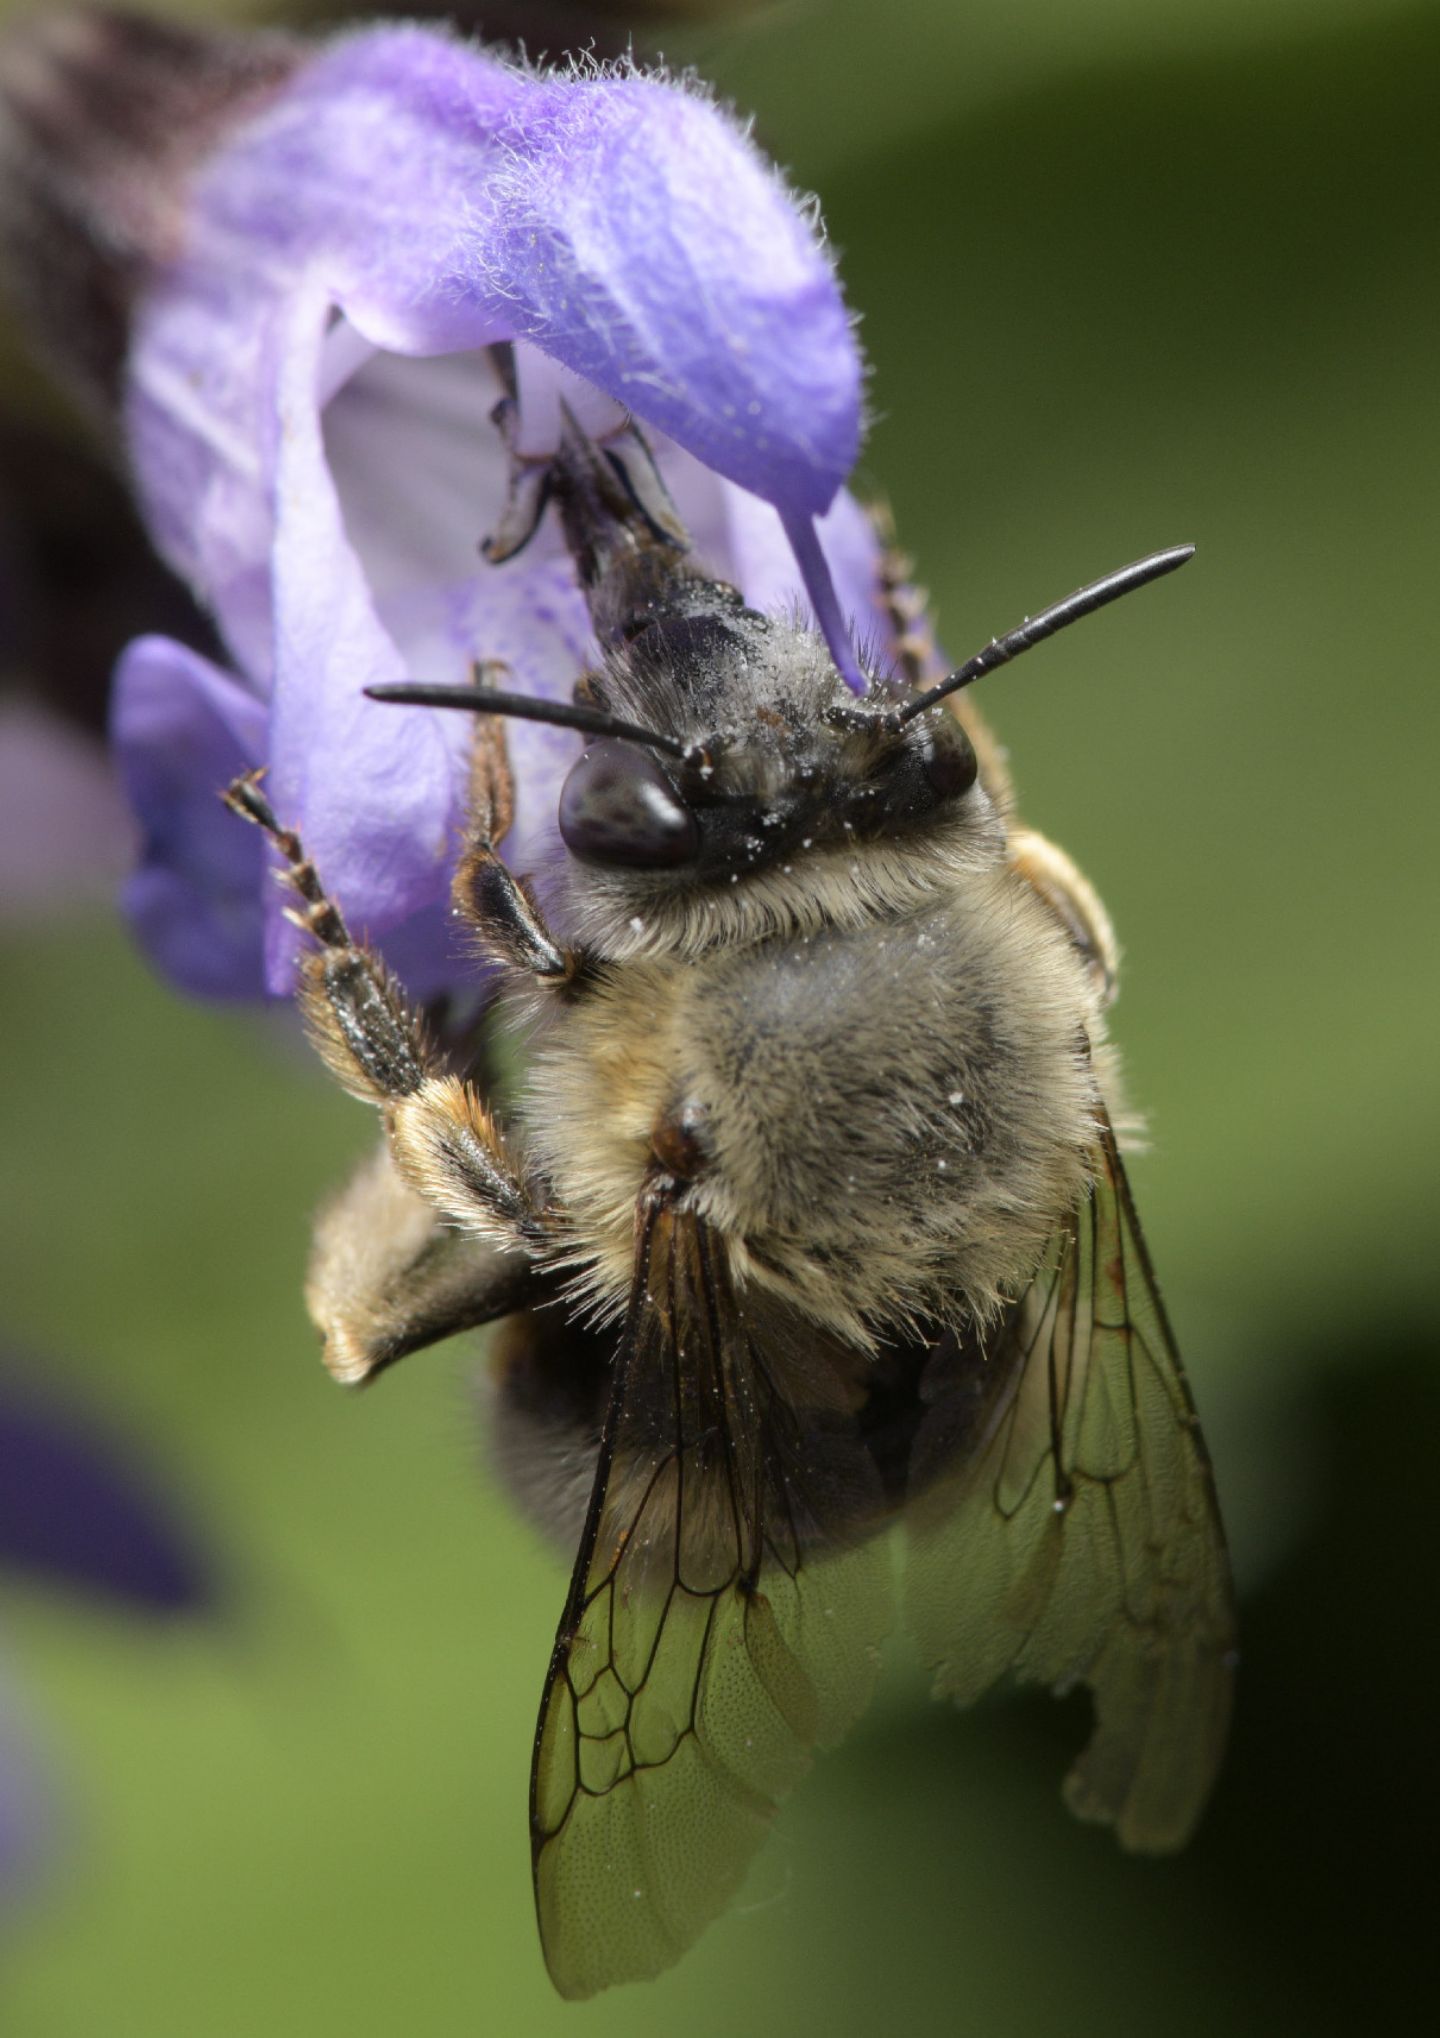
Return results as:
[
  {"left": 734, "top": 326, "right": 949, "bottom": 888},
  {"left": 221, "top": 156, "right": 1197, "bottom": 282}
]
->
[
  {"left": 922, "top": 723, "right": 979, "bottom": 800},
  {"left": 559, "top": 739, "right": 700, "bottom": 869}
]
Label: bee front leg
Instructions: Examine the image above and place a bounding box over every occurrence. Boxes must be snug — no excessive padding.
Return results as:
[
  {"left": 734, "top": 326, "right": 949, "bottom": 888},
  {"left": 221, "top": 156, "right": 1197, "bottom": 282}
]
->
[
  {"left": 224, "top": 773, "right": 547, "bottom": 1252},
  {"left": 451, "top": 702, "right": 583, "bottom": 984}
]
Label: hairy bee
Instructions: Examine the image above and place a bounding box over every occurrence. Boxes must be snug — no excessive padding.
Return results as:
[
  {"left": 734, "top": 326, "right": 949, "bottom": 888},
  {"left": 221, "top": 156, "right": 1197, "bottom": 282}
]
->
[{"left": 226, "top": 420, "right": 1234, "bottom": 2000}]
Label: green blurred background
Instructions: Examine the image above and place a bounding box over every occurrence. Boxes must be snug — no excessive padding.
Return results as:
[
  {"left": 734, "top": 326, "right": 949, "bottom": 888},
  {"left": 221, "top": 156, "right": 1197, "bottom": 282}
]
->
[{"left": 1, "top": 0, "right": 1436, "bottom": 2031}]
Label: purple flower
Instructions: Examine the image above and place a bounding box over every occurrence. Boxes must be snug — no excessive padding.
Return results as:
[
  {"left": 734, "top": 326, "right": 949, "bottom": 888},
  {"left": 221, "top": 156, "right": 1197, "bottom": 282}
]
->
[
  {"left": 0, "top": 1349, "right": 215, "bottom": 1911},
  {"left": 55, "top": 20, "right": 892, "bottom": 999},
  {"left": 0, "top": 1370, "right": 211, "bottom": 1614}
]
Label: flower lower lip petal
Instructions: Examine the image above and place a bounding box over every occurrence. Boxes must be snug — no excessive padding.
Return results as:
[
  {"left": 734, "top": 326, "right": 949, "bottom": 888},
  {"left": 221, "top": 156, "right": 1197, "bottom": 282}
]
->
[{"left": 110, "top": 636, "right": 268, "bottom": 998}]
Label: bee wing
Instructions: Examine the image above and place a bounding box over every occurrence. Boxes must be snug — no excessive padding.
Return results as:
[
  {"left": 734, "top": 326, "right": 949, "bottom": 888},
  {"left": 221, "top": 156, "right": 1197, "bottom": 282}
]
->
[
  {"left": 906, "top": 1105, "right": 1236, "bottom": 1851},
  {"left": 530, "top": 1194, "right": 892, "bottom": 1999}
]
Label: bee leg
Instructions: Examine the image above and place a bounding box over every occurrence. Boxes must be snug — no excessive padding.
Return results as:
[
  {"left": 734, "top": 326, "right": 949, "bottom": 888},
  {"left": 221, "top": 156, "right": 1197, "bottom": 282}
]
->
[
  {"left": 307, "top": 1142, "right": 537, "bottom": 1386},
  {"left": 480, "top": 390, "right": 555, "bottom": 565},
  {"left": 870, "top": 501, "right": 1016, "bottom": 812},
  {"left": 223, "top": 773, "right": 547, "bottom": 1251},
  {"left": 1007, "top": 825, "right": 1120, "bottom": 1006},
  {"left": 451, "top": 701, "right": 582, "bottom": 984}
]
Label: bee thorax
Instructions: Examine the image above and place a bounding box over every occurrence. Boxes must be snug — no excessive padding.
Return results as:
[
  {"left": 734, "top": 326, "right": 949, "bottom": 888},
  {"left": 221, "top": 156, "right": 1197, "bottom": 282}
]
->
[{"left": 526, "top": 869, "right": 1102, "bottom": 1342}]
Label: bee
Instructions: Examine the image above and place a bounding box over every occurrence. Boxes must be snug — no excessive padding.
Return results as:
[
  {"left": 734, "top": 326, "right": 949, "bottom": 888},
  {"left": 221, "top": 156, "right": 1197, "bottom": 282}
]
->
[{"left": 225, "top": 417, "right": 1235, "bottom": 2000}]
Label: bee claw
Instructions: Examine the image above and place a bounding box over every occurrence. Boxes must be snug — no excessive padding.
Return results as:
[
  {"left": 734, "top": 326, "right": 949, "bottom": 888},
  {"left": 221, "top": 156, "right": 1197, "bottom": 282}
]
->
[{"left": 221, "top": 768, "right": 277, "bottom": 833}]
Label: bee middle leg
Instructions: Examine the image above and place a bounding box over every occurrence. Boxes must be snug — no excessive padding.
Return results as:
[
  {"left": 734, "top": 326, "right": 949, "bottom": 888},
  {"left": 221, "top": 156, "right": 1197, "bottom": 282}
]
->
[
  {"left": 224, "top": 773, "right": 547, "bottom": 1251},
  {"left": 307, "top": 1142, "right": 538, "bottom": 1386},
  {"left": 1008, "top": 826, "right": 1119, "bottom": 1006}
]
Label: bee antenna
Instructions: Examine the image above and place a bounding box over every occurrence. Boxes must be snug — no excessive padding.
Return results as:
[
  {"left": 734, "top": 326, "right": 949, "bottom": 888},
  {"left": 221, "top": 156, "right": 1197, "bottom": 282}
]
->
[
  {"left": 890, "top": 545, "right": 1195, "bottom": 726},
  {"left": 363, "top": 680, "right": 690, "bottom": 761}
]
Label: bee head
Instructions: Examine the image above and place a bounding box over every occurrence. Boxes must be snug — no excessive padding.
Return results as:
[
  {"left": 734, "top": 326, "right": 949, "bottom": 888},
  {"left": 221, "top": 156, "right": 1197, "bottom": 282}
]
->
[
  {"left": 556, "top": 603, "right": 988, "bottom": 885},
  {"left": 365, "top": 536, "right": 1192, "bottom": 959}
]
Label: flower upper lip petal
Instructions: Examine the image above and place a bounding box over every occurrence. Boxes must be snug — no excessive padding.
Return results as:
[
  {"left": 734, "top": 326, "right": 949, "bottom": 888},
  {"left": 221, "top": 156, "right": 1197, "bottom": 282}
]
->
[{"left": 130, "top": 29, "right": 862, "bottom": 607}]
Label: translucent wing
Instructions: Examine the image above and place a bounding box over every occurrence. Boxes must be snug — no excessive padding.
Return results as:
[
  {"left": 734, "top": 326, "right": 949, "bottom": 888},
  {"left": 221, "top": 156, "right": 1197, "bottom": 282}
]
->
[
  {"left": 531, "top": 1193, "right": 892, "bottom": 1999},
  {"left": 906, "top": 1104, "right": 1236, "bottom": 1851}
]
